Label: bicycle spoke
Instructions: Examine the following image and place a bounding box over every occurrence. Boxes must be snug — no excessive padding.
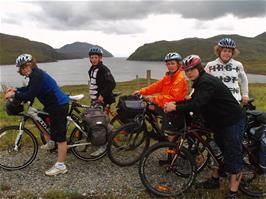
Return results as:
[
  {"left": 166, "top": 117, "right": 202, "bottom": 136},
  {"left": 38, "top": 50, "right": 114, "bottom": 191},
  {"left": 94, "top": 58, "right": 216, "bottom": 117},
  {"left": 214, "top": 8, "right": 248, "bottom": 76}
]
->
[
  {"left": 0, "top": 126, "right": 38, "bottom": 170},
  {"left": 139, "top": 142, "right": 196, "bottom": 197},
  {"left": 108, "top": 123, "right": 149, "bottom": 166},
  {"left": 70, "top": 128, "right": 106, "bottom": 161}
]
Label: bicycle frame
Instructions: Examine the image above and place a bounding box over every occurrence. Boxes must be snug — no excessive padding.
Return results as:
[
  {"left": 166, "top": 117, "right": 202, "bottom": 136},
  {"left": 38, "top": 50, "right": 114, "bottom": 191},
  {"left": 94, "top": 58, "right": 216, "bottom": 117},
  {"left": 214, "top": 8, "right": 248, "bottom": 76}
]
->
[{"left": 12, "top": 98, "right": 93, "bottom": 150}]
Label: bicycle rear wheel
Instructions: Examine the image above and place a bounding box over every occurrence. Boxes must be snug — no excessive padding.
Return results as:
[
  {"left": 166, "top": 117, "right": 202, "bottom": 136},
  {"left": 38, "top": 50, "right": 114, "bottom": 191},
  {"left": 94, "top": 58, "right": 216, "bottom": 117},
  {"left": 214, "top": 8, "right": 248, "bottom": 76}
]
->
[
  {"left": 239, "top": 148, "right": 266, "bottom": 197},
  {"left": 107, "top": 122, "right": 150, "bottom": 166},
  {"left": 0, "top": 126, "right": 38, "bottom": 170},
  {"left": 138, "top": 141, "right": 197, "bottom": 197},
  {"left": 69, "top": 127, "right": 107, "bottom": 161}
]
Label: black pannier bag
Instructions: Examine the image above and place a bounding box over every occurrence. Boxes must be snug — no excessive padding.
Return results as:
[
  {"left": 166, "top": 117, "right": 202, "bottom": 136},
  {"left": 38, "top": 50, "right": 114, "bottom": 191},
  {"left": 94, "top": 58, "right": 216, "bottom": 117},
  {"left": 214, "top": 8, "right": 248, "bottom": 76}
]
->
[
  {"left": 249, "top": 124, "right": 266, "bottom": 172},
  {"left": 82, "top": 107, "right": 108, "bottom": 146},
  {"left": 117, "top": 95, "right": 145, "bottom": 123},
  {"left": 257, "top": 112, "right": 266, "bottom": 124},
  {"left": 5, "top": 97, "right": 24, "bottom": 115}
]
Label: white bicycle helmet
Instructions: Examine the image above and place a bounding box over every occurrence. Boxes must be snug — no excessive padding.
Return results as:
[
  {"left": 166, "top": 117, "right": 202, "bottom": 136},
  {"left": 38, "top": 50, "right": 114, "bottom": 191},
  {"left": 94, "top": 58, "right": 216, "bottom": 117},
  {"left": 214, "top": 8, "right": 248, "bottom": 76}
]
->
[
  {"left": 164, "top": 52, "right": 182, "bottom": 62},
  {"left": 16, "top": 54, "right": 33, "bottom": 68}
]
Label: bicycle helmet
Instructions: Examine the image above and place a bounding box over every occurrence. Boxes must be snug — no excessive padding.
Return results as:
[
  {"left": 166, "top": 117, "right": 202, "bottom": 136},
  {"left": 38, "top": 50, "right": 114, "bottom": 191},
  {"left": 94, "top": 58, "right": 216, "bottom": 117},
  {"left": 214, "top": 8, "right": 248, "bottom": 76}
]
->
[
  {"left": 164, "top": 52, "right": 182, "bottom": 62},
  {"left": 88, "top": 47, "right": 103, "bottom": 56},
  {"left": 16, "top": 54, "right": 33, "bottom": 68},
  {"left": 182, "top": 55, "right": 201, "bottom": 71},
  {"left": 5, "top": 97, "right": 23, "bottom": 115},
  {"left": 218, "top": 38, "right": 236, "bottom": 49}
]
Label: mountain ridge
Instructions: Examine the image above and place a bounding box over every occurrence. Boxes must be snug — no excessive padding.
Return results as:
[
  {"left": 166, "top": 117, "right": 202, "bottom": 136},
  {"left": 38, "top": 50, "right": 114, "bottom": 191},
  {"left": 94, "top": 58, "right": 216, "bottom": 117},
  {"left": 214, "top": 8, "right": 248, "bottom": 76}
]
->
[
  {"left": 0, "top": 33, "right": 113, "bottom": 65},
  {"left": 128, "top": 32, "right": 266, "bottom": 62},
  {"left": 56, "top": 42, "right": 113, "bottom": 58}
]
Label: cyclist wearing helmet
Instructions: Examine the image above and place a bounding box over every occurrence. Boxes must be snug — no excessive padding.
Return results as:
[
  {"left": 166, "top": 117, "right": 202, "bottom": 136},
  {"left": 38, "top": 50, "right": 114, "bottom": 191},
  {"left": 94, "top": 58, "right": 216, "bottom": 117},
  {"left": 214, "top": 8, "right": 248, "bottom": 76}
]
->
[
  {"left": 4, "top": 54, "right": 70, "bottom": 176},
  {"left": 88, "top": 47, "right": 116, "bottom": 156},
  {"left": 205, "top": 38, "right": 249, "bottom": 104},
  {"left": 88, "top": 47, "right": 116, "bottom": 107},
  {"left": 133, "top": 52, "right": 187, "bottom": 138},
  {"left": 164, "top": 55, "right": 244, "bottom": 199},
  {"left": 133, "top": 52, "right": 187, "bottom": 108}
]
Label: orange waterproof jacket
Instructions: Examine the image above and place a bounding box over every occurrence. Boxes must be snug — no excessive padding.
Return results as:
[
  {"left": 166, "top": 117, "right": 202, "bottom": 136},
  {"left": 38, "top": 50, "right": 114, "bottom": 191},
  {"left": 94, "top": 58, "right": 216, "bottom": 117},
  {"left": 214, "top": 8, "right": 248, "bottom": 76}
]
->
[{"left": 140, "top": 69, "right": 187, "bottom": 108}]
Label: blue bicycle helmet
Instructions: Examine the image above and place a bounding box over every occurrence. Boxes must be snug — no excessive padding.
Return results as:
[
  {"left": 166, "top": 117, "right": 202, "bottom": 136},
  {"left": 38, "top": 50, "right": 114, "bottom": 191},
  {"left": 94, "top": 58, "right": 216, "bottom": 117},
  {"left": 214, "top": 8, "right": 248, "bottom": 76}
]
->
[
  {"left": 164, "top": 52, "right": 182, "bottom": 62},
  {"left": 218, "top": 38, "right": 236, "bottom": 49},
  {"left": 88, "top": 47, "right": 103, "bottom": 56},
  {"left": 16, "top": 54, "right": 33, "bottom": 68}
]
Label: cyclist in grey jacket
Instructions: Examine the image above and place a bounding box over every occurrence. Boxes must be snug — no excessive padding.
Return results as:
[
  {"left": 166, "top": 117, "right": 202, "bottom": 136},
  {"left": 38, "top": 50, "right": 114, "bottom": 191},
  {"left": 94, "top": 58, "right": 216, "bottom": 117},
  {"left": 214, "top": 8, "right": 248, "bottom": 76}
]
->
[{"left": 205, "top": 38, "right": 249, "bottom": 104}]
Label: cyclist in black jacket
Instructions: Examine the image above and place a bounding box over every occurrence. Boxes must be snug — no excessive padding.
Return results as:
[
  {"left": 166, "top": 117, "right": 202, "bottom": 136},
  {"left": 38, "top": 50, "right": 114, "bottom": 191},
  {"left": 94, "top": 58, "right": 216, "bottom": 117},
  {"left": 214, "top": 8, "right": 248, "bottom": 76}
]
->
[
  {"left": 164, "top": 55, "right": 244, "bottom": 199},
  {"left": 87, "top": 47, "right": 116, "bottom": 156},
  {"left": 88, "top": 47, "right": 116, "bottom": 107},
  {"left": 4, "top": 54, "right": 70, "bottom": 176}
]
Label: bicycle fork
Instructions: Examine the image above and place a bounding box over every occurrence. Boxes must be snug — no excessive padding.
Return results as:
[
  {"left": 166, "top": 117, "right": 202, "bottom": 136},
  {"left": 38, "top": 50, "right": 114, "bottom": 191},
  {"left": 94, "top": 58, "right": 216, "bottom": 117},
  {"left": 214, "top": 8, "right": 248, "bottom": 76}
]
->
[
  {"left": 14, "top": 116, "right": 25, "bottom": 151},
  {"left": 170, "top": 137, "right": 185, "bottom": 165}
]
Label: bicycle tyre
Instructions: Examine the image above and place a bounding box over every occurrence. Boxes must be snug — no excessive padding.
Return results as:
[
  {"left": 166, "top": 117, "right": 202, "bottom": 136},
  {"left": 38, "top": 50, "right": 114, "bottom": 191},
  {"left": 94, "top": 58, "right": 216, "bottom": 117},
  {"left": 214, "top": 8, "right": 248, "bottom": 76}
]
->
[
  {"left": 69, "top": 127, "right": 107, "bottom": 161},
  {"left": 239, "top": 148, "right": 266, "bottom": 197},
  {"left": 0, "top": 125, "right": 38, "bottom": 171},
  {"left": 139, "top": 141, "right": 197, "bottom": 197},
  {"left": 107, "top": 122, "right": 150, "bottom": 166}
]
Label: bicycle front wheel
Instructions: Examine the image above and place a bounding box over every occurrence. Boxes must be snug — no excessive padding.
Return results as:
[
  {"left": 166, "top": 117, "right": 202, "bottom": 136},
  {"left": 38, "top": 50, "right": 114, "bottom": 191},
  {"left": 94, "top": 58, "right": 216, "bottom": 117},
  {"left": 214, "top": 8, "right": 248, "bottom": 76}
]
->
[
  {"left": 107, "top": 122, "right": 150, "bottom": 166},
  {"left": 0, "top": 126, "right": 38, "bottom": 170},
  {"left": 139, "top": 142, "right": 197, "bottom": 197},
  {"left": 69, "top": 127, "right": 107, "bottom": 161}
]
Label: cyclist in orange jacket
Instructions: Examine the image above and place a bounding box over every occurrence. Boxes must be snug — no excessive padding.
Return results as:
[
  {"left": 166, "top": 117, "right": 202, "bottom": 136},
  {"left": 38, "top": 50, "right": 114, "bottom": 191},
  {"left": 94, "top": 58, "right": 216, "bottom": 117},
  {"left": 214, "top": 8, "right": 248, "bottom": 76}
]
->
[
  {"left": 133, "top": 52, "right": 187, "bottom": 108},
  {"left": 133, "top": 52, "right": 188, "bottom": 137}
]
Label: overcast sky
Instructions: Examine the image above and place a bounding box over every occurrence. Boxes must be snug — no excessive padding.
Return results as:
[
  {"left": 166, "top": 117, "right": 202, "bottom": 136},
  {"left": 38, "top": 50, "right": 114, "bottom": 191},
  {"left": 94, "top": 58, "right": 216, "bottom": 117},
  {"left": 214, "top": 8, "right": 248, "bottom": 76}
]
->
[{"left": 1, "top": 0, "right": 265, "bottom": 57}]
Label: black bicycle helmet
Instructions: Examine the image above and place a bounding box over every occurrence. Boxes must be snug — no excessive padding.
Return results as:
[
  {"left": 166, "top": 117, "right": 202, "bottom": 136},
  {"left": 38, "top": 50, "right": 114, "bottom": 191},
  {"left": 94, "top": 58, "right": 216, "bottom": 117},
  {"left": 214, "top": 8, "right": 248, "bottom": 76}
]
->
[{"left": 5, "top": 97, "right": 23, "bottom": 115}]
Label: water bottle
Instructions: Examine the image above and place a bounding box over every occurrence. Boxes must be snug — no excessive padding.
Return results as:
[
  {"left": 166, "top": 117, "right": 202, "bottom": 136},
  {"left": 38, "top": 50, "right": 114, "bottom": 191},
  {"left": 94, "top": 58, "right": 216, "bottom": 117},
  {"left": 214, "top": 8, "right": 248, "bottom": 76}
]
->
[
  {"left": 259, "top": 132, "right": 266, "bottom": 172},
  {"left": 209, "top": 140, "right": 223, "bottom": 160}
]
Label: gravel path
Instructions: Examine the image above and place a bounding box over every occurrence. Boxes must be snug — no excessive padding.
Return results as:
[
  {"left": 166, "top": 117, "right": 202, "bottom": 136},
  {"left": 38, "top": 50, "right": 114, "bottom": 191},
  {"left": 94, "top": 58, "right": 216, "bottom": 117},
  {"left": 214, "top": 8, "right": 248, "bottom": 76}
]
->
[
  {"left": 1, "top": 150, "right": 148, "bottom": 199},
  {"left": 0, "top": 150, "right": 259, "bottom": 199}
]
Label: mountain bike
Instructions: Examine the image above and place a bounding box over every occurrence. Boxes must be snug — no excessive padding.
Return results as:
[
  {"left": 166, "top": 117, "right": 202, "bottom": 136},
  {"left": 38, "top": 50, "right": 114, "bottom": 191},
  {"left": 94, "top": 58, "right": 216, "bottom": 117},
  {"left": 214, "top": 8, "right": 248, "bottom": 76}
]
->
[
  {"left": 107, "top": 94, "right": 210, "bottom": 169},
  {"left": 0, "top": 94, "right": 113, "bottom": 171},
  {"left": 138, "top": 107, "right": 266, "bottom": 197},
  {"left": 107, "top": 94, "right": 185, "bottom": 166}
]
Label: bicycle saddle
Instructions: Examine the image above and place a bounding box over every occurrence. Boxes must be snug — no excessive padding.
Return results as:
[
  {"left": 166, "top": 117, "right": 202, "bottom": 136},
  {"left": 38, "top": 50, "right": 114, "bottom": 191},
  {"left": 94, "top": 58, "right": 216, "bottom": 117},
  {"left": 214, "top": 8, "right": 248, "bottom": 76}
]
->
[{"left": 69, "top": 94, "right": 84, "bottom": 101}]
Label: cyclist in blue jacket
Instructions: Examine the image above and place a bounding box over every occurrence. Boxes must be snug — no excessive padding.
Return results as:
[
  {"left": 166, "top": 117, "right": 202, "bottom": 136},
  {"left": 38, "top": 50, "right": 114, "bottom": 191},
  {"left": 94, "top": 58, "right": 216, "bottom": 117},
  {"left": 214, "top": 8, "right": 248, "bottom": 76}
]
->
[{"left": 4, "top": 54, "right": 70, "bottom": 176}]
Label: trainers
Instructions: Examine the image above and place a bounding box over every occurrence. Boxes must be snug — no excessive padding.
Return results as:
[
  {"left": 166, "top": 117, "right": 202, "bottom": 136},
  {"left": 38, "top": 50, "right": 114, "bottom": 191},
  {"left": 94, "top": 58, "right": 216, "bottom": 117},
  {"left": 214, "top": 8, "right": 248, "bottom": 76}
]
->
[
  {"left": 196, "top": 177, "right": 220, "bottom": 189},
  {"left": 41, "top": 140, "right": 56, "bottom": 150},
  {"left": 90, "top": 145, "right": 107, "bottom": 156},
  {"left": 45, "top": 165, "right": 68, "bottom": 176}
]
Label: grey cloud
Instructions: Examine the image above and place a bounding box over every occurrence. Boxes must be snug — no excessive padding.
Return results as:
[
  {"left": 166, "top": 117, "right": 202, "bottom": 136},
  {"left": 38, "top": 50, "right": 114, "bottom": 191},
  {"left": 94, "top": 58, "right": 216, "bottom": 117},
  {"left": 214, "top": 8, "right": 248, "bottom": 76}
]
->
[
  {"left": 5, "top": 1, "right": 266, "bottom": 34},
  {"left": 1, "top": 16, "right": 21, "bottom": 25}
]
